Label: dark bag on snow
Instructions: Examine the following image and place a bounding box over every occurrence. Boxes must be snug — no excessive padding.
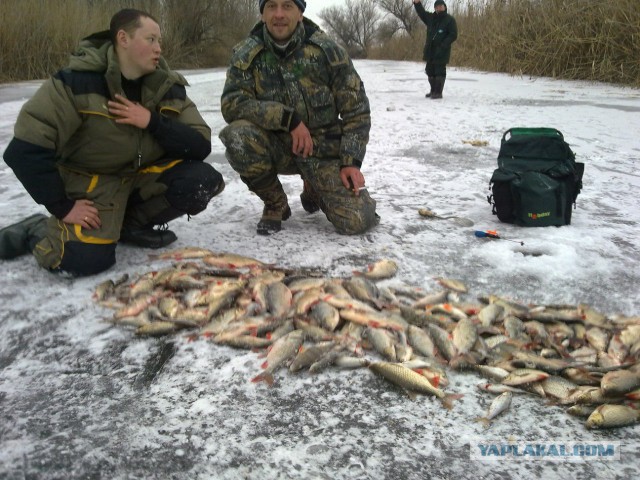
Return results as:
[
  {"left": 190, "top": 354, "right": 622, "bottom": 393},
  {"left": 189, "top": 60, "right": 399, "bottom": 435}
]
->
[{"left": 488, "top": 127, "right": 584, "bottom": 227}]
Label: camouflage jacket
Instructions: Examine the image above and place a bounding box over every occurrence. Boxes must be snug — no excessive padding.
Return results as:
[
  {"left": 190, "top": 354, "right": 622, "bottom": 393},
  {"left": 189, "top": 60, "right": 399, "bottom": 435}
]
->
[
  {"left": 3, "top": 31, "right": 210, "bottom": 219},
  {"left": 221, "top": 19, "right": 371, "bottom": 168}
]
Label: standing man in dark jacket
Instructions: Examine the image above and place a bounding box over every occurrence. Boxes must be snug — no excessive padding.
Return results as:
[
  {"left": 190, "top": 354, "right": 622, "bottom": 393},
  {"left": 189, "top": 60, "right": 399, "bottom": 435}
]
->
[
  {"left": 413, "top": 0, "right": 458, "bottom": 99},
  {"left": 219, "top": 0, "right": 378, "bottom": 236},
  {"left": 0, "top": 9, "right": 224, "bottom": 276}
]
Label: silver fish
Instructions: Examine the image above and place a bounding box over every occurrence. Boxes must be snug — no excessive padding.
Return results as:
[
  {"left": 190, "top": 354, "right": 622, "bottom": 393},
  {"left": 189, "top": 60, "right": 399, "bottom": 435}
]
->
[
  {"left": 478, "top": 303, "right": 504, "bottom": 327},
  {"left": 427, "top": 324, "right": 457, "bottom": 362},
  {"left": 266, "top": 281, "right": 293, "bottom": 319},
  {"left": 600, "top": 369, "right": 640, "bottom": 396},
  {"left": 436, "top": 277, "right": 468, "bottom": 293},
  {"left": 289, "top": 342, "right": 335, "bottom": 372},
  {"left": 452, "top": 317, "right": 477, "bottom": 356},
  {"left": 476, "top": 391, "right": 512, "bottom": 427},
  {"left": 364, "top": 327, "right": 396, "bottom": 361},
  {"left": 586, "top": 404, "right": 640, "bottom": 429},
  {"left": 251, "top": 330, "right": 305, "bottom": 386},
  {"left": 501, "top": 369, "right": 549, "bottom": 386},
  {"left": 309, "top": 301, "right": 340, "bottom": 332},
  {"left": 354, "top": 259, "right": 398, "bottom": 280},
  {"left": 406, "top": 325, "right": 438, "bottom": 359},
  {"left": 369, "top": 361, "right": 454, "bottom": 404}
]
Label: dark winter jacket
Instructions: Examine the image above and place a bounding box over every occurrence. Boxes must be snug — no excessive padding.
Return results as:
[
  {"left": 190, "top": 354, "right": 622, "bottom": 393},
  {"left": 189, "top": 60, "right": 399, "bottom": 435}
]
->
[
  {"left": 221, "top": 19, "right": 371, "bottom": 168},
  {"left": 2, "top": 31, "right": 211, "bottom": 220},
  {"left": 414, "top": 2, "right": 458, "bottom": 64}
]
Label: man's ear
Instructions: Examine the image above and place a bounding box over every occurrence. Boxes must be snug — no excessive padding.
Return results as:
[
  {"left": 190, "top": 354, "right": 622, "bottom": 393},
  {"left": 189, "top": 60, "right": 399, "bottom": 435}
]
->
[{"left": 116, "top": 29, "right": 129, "bottom": 48}]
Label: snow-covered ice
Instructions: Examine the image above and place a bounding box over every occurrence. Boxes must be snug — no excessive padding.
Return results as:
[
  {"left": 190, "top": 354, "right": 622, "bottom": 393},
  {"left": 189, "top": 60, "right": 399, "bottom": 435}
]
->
[{"left": 1, "top": 60, "right": 639, "bottom": 479}]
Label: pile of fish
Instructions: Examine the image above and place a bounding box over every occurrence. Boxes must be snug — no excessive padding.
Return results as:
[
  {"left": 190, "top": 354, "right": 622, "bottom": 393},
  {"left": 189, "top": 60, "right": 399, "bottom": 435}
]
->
[{"left": 93, "top": 248, "right": 640, "bottom": 430}]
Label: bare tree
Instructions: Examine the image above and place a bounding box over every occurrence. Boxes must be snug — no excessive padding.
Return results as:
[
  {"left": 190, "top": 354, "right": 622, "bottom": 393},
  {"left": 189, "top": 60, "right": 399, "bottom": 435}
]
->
[
  {"left": 375, "top": 0, "right": 419, "bottom": 36},
  {"left": 319, "top": 0, "right": 381, "bottom": 58},
  {"left": 318, "top": 6, "right": 359, "bottom": 55},
  {"left": 160, "top": 0, "right": 259, "bottom": 66}
]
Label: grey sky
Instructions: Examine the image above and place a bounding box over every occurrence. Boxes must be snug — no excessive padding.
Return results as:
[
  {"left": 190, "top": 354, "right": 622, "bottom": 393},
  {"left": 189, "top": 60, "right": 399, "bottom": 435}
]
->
[{"left": 303, "top": 0, "right": 343, "bottom": 25}]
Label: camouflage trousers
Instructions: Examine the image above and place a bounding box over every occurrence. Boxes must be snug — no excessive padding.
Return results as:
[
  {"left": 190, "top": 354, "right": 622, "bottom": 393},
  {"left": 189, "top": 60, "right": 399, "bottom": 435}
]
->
[
  {"left": 35, "top": 160, "right": 221, "bottom": 275},
  {"left": 219, "top": 120, "right": 378, "bottom": 235}
]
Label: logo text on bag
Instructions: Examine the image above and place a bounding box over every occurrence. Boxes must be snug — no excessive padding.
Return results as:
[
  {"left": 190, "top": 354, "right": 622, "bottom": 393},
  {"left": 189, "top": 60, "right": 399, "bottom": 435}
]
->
[{"left": 528, "top": 212, "right": 551, "bottom": 220}]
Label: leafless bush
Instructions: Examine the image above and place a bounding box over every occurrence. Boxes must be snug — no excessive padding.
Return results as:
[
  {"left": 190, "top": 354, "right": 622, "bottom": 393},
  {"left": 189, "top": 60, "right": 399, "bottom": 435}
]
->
[
  {"left": 455, "top": 0, "right": 640, "bottom": 86},
  {"left": 319, "top": 0, "right": 381, "bottom": 58},
  {"left": 2, "top": 0, "right": 637, "bottom": 86},
  {"left": 0, "top": 0, "right": 258, "bottom": 82}
]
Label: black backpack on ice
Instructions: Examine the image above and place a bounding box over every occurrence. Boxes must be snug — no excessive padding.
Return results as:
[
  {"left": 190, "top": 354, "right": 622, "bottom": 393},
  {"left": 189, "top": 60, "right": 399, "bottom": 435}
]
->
[{"left": 488, "top": 127, "right": 584, "bottom": 227}]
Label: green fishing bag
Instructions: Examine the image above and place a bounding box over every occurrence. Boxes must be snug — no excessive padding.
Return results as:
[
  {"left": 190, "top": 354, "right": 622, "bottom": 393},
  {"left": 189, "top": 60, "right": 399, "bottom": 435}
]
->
[{"left": 488, "top": 128, "right": 584, "bottom": 227}]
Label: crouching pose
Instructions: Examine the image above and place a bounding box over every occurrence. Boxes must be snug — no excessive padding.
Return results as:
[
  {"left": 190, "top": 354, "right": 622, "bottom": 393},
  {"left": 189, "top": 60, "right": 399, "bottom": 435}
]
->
[
  {"left": 0, "top": 9, "right": 224, "bottom": 276},
  {"left": 219, "top": 0, "right": 378, "bottom": 235}
]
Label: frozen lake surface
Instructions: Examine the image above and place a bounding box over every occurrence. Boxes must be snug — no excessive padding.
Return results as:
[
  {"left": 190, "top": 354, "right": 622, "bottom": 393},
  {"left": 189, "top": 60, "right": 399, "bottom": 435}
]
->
[{"left": 1, "top": 60, "right": 639, "bottom": 479}]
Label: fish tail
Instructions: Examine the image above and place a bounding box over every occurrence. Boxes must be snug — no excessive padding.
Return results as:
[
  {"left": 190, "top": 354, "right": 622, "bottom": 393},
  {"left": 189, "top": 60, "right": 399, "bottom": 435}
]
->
[
  {"left": 474, "top": 416, "right": 491, "bottom": 428},
  {"left": 251, "top": 372, "right": 274, "bottom": 386},
  {"left": 441, "top": 393, "right": 464, "bottom": 410}
]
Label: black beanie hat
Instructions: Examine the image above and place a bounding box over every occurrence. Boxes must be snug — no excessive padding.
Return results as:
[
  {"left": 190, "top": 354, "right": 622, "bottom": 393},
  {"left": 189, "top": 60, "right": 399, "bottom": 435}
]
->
[
  {"left": 434, "top": 0, "right": 446, "bottom": 7},
  {"left": 259, "top": 0, "right": 306, "bottom": 13}
]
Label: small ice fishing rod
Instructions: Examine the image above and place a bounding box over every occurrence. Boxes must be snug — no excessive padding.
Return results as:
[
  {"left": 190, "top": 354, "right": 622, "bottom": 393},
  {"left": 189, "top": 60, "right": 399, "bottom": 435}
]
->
[{"left": 474, "top": 230, "right": 524, "bottom": 246}]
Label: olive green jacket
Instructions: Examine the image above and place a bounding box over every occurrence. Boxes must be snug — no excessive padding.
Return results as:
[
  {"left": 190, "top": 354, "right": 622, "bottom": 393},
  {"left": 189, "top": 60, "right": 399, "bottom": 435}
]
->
[
  {"left": 3, "top": 31, "right": 210, "bottom": 218},
  {"left": 221, "top": 19, "right": 371, "bottom": 168}
]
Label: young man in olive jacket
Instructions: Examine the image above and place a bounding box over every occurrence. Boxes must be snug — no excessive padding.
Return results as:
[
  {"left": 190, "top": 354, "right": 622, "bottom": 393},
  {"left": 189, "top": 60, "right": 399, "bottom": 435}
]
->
[
  {"left": 219, "top": 0, "right": 378, "bottom": 236},
  {"left": 413, "top": 0, "right": 458, "bottom": 99},
  {"left": 0, "top": 9, "right": 224, "bottom": 276}
]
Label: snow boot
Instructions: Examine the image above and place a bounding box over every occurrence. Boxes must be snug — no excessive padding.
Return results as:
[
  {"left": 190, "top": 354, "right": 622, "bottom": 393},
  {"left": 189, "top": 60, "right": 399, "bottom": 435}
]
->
[
  {"left": 120, "top": 200, "right": 182, "bottom": 249},
  {"left": 300, "top": 179, "right": 320, "bottom": 213},
  {"left": 119, "top": 224, "right": 177, "bottom": 249},
  {"left": 243, "top": 174, "right": 291, "bottom": 235},
  {"left": 0, "top": 213, "right": 47, "bottom": 259},
  {"left": 425, "top": 76, "right": 436, "bottom": 98},
  {"left": 257, "top": 202, "right": 292, "bottom": 236},
  {"left": 431, "top": 77, "right": 446, "bottom": 99}
]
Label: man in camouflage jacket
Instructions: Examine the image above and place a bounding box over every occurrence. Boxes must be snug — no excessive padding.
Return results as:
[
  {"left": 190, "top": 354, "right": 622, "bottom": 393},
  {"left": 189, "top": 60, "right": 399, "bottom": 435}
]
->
[
  {"left": 0, "top": 9, "right": 224, "bottom": 276},
  {"left": 220, "top": 0, "right": 378, "bottom": 235}
]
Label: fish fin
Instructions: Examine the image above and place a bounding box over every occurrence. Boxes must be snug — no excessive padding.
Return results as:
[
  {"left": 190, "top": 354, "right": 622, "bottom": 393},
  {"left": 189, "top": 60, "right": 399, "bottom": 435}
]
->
[
  {"left": 260, "top": 360, "right": 269, "bottom": 369},
  {"left": 406, "top": 390, "right": 418, "bottom": 401}
]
